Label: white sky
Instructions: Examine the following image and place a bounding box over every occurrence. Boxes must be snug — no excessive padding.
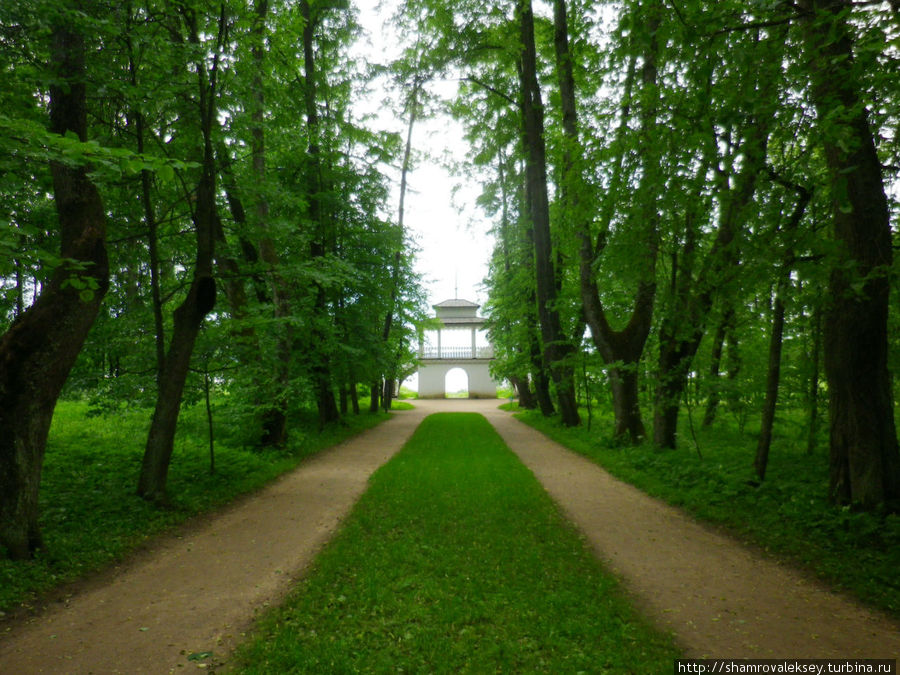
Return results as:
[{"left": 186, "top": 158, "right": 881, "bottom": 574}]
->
[{"left": 353, "top": 3, "right": 494, "bottom": 313}]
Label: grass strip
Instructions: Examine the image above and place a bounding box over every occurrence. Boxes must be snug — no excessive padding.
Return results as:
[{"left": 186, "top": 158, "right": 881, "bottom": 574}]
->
[
  {"left": 0, "top": 400, "right": 391, "bottom": 615},
  {"left": 514, "top": 407, "right": 900, "bottom": 619},
  {"left": 234, "top": 413, "right": 680, "bottom": 673}
]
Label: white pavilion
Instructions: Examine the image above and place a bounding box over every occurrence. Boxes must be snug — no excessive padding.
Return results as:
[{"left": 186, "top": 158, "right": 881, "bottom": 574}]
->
[{"left": 417, "top": 299, "right": 498, "bottom": 398}]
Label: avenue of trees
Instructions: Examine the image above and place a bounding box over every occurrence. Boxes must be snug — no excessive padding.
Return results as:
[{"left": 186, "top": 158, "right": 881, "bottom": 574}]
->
[
  {"left": 407, "top": 0, "right": 899, "bottom": 509},
  {"left": 2, "top": 0, "right": 900, "bottom": 560}
]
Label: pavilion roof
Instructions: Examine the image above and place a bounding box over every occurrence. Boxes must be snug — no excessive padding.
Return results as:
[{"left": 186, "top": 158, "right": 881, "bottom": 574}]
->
[{"left": 433, "top": 299, "right": 480, "bottom": 309}]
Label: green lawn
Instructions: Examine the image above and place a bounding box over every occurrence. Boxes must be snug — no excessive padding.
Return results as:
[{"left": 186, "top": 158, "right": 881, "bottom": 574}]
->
[
  {"left": 233, "top": 413, "right": 680, "bottom": 673},
  {"left": 0, "top": 400, "right": 391, "bottom": 615},
  {"left": 515, "top": 407, "right": 900, "bottom": 619}
]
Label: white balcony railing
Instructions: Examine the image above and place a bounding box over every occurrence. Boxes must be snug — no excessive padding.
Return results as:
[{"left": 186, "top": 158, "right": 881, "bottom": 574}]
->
[{"left": 420, "top": 346, "right": 494, "bottom": 360}]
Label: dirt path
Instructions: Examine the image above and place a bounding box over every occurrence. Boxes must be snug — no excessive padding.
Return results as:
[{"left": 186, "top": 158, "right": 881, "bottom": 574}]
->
[
  {"left": 0, "top": 406, "right": 428, "bottom": 674},
  {"left": 456, "top": 399, "right": 900, "bottom": 659},
  {"left": 2, "top": 400, "right": 898, "bottom": 673}
]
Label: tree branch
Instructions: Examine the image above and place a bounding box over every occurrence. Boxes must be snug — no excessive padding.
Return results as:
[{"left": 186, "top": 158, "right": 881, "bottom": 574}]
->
[{"left": 460, "top": 76, "right": 518, "bottom": 107}]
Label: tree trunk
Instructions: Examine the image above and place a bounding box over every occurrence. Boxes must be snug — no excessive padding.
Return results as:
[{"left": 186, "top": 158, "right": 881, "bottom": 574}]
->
[
  {"left": 126, "top": 28, "right": 166, "bottom": 384},
  {"left": 563, "top": 0, "right": 657, "bottom": 443},
  {"left": 369, "top": 382, "right": 380, "bottom": 413},
  {"left": 349, "top": 381, "right": 360, "bottom": 415},
  {"left": 510, "top": 375, "right": 537, "bottom": 409},
  {"left": 608, "top": 366, "right": 645, "bottom": 440},
  {"left": 799, "top": 0, "right": 900, "bottom": 508},
  {"left": 300, "top": 0, "right": 340, "bottom": 427},
  {"left": 755, "top": 176, "right": 811, "bottom": 480},
  {"left": 138, "top": 179, "right": 217, "bottom": 501},
  {"left": 653, "top": 329, "right": 700, "bottom": 449},
  {"left": 339, "top": 382, "right": 348, "bottom": 415},
  {"left": 754, "top": 284, "right": 786, "bottom": 481},
  {"left": 0, "top": 14, "right": 109, "bottom": 558},
  {"left": 806, "top": 306, "right": 821, "bottom": 455},
  {"left": 249, "top": 0, "right": 291, "bottom": 446},
  {"left": 702, "top": 308, "right": 732, "bottom": 428},
  {"left": 381, "top": 76, "right": 420, "bottom": 414},
  {"left": 517, "top": 0, "right": 579, "bottom": 426},
  {"left": 137, "top": 8, "right": 219, "bottom": 501},
  {"left": 653, "top": 105, "right": 769, "bottom": 448},
  {"left": 532, "top": 352, "right": 555, "bottom": 417}
]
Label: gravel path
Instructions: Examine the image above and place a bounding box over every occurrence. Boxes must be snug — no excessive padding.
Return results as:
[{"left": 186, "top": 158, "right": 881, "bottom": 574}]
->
[
  {"left": 1, "top": 399, "right": 897, "bottom": 673},
  {"left": 0, "top": 405, "right": 429, "bottom": 673},
  {"left": 466, "top": 400, "right": 900, "bottom": 659}
]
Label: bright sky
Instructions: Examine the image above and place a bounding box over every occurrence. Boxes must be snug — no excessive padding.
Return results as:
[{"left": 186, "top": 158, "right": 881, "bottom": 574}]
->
[{"left": 353, "top": 3, "right": 494, "bottom": 313}]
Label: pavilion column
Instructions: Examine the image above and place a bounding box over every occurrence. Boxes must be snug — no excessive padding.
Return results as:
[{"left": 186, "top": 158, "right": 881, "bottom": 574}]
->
[
  {"left": 471, "top": 327, "right": 476, "bottom": 359},
  {"left": 437, "top": 328, "right": 442, "bottom": 359}
]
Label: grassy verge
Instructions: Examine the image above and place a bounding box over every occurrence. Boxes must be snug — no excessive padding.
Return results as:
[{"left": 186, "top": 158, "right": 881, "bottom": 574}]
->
[
  {"left": 233, "top": 413, "right": 680, "bottom": 673},
  {"left": 0, "top": 400, "right": 393, "bottom": 615},
  {"left": 515, "top": 407, "right": 900, "bottom": 619}
]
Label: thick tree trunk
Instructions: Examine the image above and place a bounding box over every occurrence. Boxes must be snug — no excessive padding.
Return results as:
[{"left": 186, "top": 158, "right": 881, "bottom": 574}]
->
[
  {"left": 0, "top": 15, "right": 109, "bottom": 558},
  {"left": 563, "top": 0, "right": 657, "bottom": 442},
  {"left": 218, "top": 143, "right": 289, "bottom": 446},
  {"left": 517, "top": 0, "right": 579, "bottom": 426},
  {"left": 369, "top": 382, "right": 380, "bottom": 413},
  {"left": 652, "top": 25, "right": 782, "bottom": 449},
  {"left": 533, "top": 358, "right": 555, "bottom": 417},
  {"left": 608, "top": 366, "right": 645, "bottom": 440},
  {"left": 510, "top": 375, "right": 538, "bottom": 409},
  {"left": 799, "top": 0, "right": 900, "bottom": 508}
]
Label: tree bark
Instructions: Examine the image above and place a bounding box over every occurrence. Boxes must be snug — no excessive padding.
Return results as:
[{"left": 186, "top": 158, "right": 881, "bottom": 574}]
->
[
  {"left": 517, "top": 0, "right": 579, "bottom": 426},
  {"left": 799, "top": 0, "right": 900, "bottom": 508},
  {"left": 0, "top": 12, "right": 109, "bottom": 558}
]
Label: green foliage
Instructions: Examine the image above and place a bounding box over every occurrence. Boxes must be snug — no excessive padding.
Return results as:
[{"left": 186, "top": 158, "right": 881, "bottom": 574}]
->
[
  {"left": 0, "top": 400, "right": 390, "bottom": 613},
  {"left": 517, "top": 408, "right": 900, "bottom": 618},
  {"left": 233, "top": 413, "right": 679, "bottom": 672}
]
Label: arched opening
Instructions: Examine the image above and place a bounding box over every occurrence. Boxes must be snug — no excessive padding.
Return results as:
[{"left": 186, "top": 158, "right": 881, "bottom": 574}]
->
[{"left": 445, "top": 367, "right": 469, "bottom": 398}]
